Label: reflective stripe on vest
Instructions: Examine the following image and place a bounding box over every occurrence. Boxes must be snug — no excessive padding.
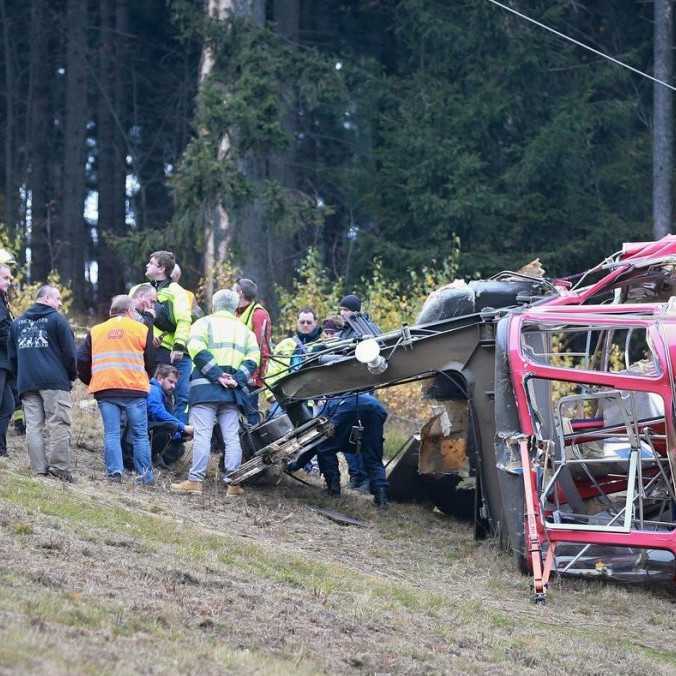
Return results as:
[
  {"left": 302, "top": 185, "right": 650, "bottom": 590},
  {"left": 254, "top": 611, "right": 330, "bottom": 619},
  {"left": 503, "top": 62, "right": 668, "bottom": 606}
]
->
[
  {"left": 89, "top": 317, "right": 149, "bottom": 394},
  {"left": 188, "top": 312, "right": 260, "bottom": 373}
]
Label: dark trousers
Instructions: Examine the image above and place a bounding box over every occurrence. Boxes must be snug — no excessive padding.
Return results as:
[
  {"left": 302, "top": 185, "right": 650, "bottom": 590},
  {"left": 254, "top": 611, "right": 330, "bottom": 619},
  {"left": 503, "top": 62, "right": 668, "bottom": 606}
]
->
[
  {"left": 150, "top": 422, "right": 186, "bottom": 465},
  {"left": 0, "top": 369, "right": 15, "bottom": 453},
  {"left": 246, "top": 390, "right": 260, "bottom": 426},
  {"left": 317, "top": 408, "right": 387, "bottom": 491},
  {"left": 343, "top": 451, "right": 367, "bottom": 483},
  {"left": 122, "top": 421, "right": 186, "bottom": 469}
]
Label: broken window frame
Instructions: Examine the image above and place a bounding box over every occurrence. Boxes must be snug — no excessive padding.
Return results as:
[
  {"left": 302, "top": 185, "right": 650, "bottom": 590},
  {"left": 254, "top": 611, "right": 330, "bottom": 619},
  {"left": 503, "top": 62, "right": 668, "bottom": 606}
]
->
[
  {"left": 537, "top": 387, "right": 673, "bottom": 534},
  {"left": 508, "top": 308, "right": 676, "bottom": 546}
]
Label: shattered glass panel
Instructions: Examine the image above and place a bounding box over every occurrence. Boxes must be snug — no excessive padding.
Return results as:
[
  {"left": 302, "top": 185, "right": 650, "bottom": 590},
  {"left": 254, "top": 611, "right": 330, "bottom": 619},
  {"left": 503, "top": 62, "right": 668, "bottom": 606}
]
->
[
  {"left": 555, "top": 544, "right": 675, "bottom": 583},
  {"left": 521, "top": 324, "right": 660, "bottom": 376},
  {"left": 526, "top": 379, "right": 674, "bottom": 534}
]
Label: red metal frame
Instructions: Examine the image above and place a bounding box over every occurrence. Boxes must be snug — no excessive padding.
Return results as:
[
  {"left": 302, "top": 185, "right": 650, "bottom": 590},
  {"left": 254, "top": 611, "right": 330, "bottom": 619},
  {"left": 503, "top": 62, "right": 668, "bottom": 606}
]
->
[{"left": 506, "top": 293, "right": 676, "bottom": 598}]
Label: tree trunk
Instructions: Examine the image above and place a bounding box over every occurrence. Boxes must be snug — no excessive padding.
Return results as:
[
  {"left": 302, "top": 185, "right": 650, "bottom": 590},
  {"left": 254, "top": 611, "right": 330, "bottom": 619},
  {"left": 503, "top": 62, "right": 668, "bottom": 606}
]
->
[
  {"left": 200, "top": 0, "right": 235, "bottom": 304},
  {"left": 62, "top": 0, "right": 89, "bottom": 303},
  {"left": 0, "top": 0, "right": 16, "bottom": 238},
  {"left": 233, "top": 0, "right": 270, "bottom": 304},
  {"left": 199, "top": 0, "right": 269, "bottom": 305},
  {"left": 654, "top": 0, "right": 674, "bottom": 239},
  {"left": 113, "top": 0, "right": 128, "bottom": 251},
  {"left": 27, "top": 0, "right": 51, "bottom": 281},
  {"left": 96, "top": 0, "right": 122, "bottom": 307},
  {"left": 266, "top": 0, "right": 300, "bottom": 303}
]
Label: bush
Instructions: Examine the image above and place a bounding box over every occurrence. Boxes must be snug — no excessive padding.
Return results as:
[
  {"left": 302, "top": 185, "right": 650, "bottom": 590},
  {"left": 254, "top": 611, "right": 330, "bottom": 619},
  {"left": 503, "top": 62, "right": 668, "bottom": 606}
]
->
[
  {"left": 276, "top": 236, "right": 461, "bottom": 338},
  {"left": 195, "top": 255, "right": 241, "bottom": 308},
  {"left": 275, "top": 248, "right": 343, "bottom": 339},
  {"left": 0, "top": 230, "right": 72, "bottom": 318}
]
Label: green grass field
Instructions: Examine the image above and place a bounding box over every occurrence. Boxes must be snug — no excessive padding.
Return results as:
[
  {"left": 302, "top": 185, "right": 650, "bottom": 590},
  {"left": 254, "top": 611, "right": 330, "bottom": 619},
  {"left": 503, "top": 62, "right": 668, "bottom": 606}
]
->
[{"left": 1, "top": 408, "right": 676, "bottom": 674}]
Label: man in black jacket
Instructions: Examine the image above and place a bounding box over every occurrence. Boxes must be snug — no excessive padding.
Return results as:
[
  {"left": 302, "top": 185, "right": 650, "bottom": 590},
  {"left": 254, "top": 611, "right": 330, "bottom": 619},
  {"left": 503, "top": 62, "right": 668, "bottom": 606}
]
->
[
  {"left": 9, "top": 285, "right": 77, "bottom": 481},
  {"left": 337, "top": 294, "right": 381, "bottom": 340},
  {"left": 0, "top": 264, "right": 13, "bottom": 456}
]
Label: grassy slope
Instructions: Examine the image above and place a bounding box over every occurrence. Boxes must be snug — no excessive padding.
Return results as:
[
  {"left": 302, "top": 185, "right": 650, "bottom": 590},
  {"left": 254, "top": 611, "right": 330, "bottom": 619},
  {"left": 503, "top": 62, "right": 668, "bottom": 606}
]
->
[{"left": 1, "top": 423, "right": 676, "bottom": 675}]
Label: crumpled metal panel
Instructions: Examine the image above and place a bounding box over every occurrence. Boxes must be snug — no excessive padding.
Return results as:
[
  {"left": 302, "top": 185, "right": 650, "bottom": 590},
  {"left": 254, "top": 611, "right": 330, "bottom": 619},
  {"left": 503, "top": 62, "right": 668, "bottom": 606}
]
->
[{"left": 419, "top": 402, "right": 470, "bottom": 476}]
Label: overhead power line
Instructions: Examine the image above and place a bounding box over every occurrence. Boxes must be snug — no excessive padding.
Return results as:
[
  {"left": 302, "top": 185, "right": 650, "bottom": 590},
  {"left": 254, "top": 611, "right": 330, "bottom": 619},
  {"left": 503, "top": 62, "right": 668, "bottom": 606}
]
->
[{"left": 486, "top": 0, "right": 676, "bottom": 92}]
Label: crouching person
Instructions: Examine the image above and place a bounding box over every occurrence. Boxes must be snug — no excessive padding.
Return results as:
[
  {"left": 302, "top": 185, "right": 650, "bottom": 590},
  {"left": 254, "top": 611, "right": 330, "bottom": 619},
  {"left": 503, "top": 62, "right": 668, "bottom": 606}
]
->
[
  {"left": 77, "top": 295, "right": 154, "bottom": 484},
  {"left": 171, "top": 289, "right": 259, "bottom": 497},
  {"left": 148, "top": 364, "right": 193, "bottom": 467},
  {"left": 9, "top": 286, "right": 77, "bottom": 481}
]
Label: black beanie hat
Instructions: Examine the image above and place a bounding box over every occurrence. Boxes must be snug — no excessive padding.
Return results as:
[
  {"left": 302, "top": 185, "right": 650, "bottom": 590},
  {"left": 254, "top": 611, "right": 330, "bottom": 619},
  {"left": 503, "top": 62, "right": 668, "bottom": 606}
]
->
[{"left": 339, "top": 294, "right": 361, "bottom": 312}]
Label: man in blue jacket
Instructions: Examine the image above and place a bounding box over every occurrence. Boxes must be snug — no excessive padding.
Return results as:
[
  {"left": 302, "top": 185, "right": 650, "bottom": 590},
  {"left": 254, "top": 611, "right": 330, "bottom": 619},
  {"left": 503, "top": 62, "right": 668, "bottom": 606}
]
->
[
  {"left": 289, "top": 393, "right": 389, "bottom": 508},
  {"left": 9, "top": 285, "right": 77, "bottom": 481},
  {"left": 147, "top": 364, "right": 193, "bottom": 467}
]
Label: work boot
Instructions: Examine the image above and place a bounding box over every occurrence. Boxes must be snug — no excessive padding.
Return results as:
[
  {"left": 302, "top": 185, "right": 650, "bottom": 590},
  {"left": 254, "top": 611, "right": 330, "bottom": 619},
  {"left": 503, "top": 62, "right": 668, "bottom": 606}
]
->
[
  {"left": 373, "top": 487, "right": 389, "bottom": 509},
  {"left": 48, "top": 467, "right": 75, "bottom": 483},
  {"left": 225, "top": 484, "right": 245, "bottom": 497},
  {"left": 326, "top": 478, "right": 341, "bottom": 497},
  {"left": 171, "top": 479, "right": 203, "bottom": 495},
  {"left": 350, "top": 478, "right": 370, "bottom": 494}
]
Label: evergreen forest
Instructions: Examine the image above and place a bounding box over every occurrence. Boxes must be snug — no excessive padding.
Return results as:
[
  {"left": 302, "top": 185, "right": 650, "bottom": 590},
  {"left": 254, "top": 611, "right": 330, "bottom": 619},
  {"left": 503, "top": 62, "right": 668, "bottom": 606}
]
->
[{"left": 0, "top": 1, "right": 669, "bottom": 314}]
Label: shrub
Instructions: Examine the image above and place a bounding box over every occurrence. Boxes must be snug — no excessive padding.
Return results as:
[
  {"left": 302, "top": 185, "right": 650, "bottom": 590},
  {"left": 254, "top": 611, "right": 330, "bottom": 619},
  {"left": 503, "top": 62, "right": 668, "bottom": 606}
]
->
[
  {"left": 195, "top": 254, "right": 241, "bottom": 309},
  {"left": 276, "top": 235, "right": 461, "bottom": 338},
  {"left": 275, "top": 248, "right": 343, "bottom": 338},
  {"left": 0, "top": 229, "right": 72, "bottom": 317}
]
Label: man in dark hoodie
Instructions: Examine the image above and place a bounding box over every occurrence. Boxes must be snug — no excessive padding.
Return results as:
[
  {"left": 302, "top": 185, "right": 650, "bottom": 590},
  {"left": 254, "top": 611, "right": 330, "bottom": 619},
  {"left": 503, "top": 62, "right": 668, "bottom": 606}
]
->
[
  {"left": 9, "top": 285, "right": 77, "bottom": 480},
  {"left": 0, "top": 263, "right": 13, "bottom": 457}
]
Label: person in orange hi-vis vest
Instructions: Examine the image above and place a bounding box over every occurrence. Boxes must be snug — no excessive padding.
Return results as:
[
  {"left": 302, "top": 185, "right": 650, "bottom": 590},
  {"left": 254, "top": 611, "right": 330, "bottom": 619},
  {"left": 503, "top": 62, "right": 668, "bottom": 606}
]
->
[{"left": 77, "top": 295, "right": 154, "bottom": 484}]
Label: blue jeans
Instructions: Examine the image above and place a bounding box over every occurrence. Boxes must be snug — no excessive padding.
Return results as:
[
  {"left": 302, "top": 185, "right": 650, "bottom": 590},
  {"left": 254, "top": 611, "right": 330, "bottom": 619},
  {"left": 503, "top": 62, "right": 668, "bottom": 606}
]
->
[
  {"left": 98, "top": 397, "right": 153, "bottom": 483},
  {"left": 174, "top": 355, "right": 192, "bottom": 425}
]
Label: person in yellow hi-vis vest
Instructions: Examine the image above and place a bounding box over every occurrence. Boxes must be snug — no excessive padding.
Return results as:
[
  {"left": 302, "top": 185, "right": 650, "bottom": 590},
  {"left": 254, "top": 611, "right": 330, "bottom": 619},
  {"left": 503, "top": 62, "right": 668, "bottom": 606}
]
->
[
  {"left": 144, "top": 251, "right": 192, "bottom": 426},
  {"left": 171, "top": 289, "right": 260, "bottom": 497},
  {"left": 171, "top": 264, "right": 204, "bottom": 321}
]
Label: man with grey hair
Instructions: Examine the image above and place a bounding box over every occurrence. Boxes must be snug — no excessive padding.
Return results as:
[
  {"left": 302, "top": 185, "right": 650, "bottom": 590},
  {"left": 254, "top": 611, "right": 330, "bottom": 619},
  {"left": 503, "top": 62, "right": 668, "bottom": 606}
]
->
[
  {"left": 9, "top": 285, "right": 77, "bottom": 480},
  {"left": 171, "top": 288, "right": 259, "bottom": 496},
  {"left": 129, "top": 283, "right": 156, "bottom": 330},
  {"left": 77, "top": 294, "right": 154, "bottom": 484}
]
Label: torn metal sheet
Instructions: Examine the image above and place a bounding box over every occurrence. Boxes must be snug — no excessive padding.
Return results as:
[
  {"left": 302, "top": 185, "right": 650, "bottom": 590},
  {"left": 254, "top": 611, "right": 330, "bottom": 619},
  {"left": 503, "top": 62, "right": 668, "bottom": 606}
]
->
[
  {"left": 226, "top": 417, "right": 333, "bottom": 485},
  {"left": 419, "top": 402, "right": 470, "bottom": 476}
]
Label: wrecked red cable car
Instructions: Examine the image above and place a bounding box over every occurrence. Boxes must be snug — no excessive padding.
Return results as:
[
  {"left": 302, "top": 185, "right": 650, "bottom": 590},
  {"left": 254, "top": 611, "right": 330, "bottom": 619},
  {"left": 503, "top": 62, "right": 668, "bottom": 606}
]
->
[{"left": 231, "top": 236, "right": 676, "bottom": 602}]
